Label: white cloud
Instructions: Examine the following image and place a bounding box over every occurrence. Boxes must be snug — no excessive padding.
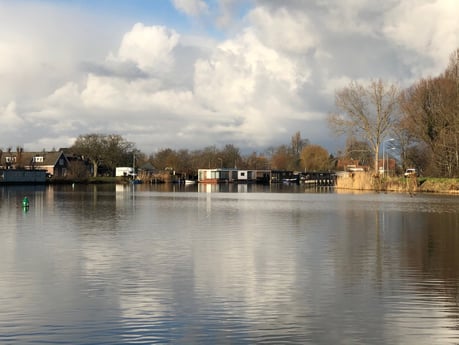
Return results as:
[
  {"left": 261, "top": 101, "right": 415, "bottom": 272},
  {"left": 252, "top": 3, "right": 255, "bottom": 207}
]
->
[
  {"left": 383, "top": 0, "right": 459, "bottom": 76},
  {"left": 80, "top": 73, "right": 199, "bottom": 117},
  {"left": 111, "top": 23, "right": 180, "bottom": 74},
  {"left": 172, "top": 0, "right": 209, "bottom": 17},
  {"left": 0, "top": 102, "right": 24, "bottom": 131},
  {"left": 249, "top": 6, "right": 318, "bottom": 54}
]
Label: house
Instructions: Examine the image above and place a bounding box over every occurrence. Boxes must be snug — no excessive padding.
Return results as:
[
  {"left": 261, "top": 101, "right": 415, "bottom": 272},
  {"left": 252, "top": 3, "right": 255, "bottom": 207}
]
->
[
  {"left": 336, "top": 159, "right": 368, "bottom": 172},
  {"left": 0, "top": 150, "right": 70, "bottom": 177}
]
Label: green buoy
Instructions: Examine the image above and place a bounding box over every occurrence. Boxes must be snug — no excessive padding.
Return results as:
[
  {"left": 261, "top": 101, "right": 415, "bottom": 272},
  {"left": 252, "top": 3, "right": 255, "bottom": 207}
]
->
[{"left": 22, "top": 196, "right": 29, "bottom": 208}]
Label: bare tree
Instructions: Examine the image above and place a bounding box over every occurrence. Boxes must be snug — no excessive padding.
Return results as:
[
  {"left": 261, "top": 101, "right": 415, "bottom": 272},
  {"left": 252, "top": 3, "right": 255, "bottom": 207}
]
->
[
  {"left": 71, "top": 133, "right": 136, "bottom": 177},
  {"left": 242, "top": 151, "right": 269, "bottom": 170},
  {"left": 329, "top": 79, "right": 400, "bottom": 173},
  {"left": 400, "top": 75, "right": 459, "bottom": 176},
  {"left": 220, "top": 144, "right": 241, "bottom": 168},
  {"left": 290, "top": 131, "right": 309, "bottom": 170},
  {"left": 397, "top": 49, "right": 459, "bottom": 177},
  {"left": 152, "top": 148, "right": 179, "bottom": 171}
]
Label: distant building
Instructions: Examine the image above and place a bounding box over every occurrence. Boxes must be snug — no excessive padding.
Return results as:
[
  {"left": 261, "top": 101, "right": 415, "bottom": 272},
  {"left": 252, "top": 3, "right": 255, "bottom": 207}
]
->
[
  {"left": 116, "top": 167, "right": 135, "bottom": 177},
  {"left": 336, "top": 159, "right": 368, "bottom": 172}
]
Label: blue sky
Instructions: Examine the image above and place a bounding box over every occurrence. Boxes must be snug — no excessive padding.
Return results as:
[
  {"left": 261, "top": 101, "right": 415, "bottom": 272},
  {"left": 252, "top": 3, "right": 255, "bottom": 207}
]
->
[
  {"left": 0, "top": 0, "right": 458, "bottom": 154},
  {"left": 64, "top": 0, "right": 197, "bottom": 29}
]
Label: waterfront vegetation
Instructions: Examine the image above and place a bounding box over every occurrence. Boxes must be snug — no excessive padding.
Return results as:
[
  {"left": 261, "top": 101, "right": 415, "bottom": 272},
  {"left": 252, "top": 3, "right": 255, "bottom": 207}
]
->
[
  {"left": 416, "top": 177, "right": 459, "bottom": 193},
  {"left": 336, "top": 173, "right": 459, "bottom": 194}
]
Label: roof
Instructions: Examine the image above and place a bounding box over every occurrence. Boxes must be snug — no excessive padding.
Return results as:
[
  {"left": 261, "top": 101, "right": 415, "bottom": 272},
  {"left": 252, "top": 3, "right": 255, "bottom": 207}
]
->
[
  {"left": 1, "top": 150, "right": 68, "bottom": 167},
  {"left": 139, "top": 162, "right": 156, "bottom": 171}
]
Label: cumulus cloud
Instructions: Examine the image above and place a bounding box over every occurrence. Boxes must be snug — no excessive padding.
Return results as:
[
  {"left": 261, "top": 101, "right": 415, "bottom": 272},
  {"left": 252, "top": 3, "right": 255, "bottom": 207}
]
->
[
  {"left": 110, "top": 23, "right": 180, "bottom": 75},
  {"left": 194, "top": 29, "right": 306, "bottom": 108},
  {"left": 193, "top": 28, "right": 313, "bottom": 146}
]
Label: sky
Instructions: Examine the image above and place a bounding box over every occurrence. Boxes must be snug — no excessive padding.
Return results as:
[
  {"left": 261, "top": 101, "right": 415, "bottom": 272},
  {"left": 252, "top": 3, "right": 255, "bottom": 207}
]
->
[{"left": 0, "top": 0, "right": 458, "bottom": 155}]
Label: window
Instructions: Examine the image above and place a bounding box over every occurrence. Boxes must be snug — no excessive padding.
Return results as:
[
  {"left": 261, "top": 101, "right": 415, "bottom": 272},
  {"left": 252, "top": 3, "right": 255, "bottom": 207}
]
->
[
  {"left": 33, "top": 156, "right": 44, "bottom": 163},
  {"left": 5, "top": 156, "right": 16, "bottom": 163}
]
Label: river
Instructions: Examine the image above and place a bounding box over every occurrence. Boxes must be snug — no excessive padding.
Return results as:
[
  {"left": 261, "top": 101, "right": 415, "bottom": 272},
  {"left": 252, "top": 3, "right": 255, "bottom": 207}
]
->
[{"left": 1, "top": 183, "right": 458, "bottom": 344}]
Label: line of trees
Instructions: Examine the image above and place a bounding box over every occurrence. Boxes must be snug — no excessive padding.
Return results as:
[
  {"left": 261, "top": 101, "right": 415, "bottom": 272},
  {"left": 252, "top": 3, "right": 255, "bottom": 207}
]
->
[
  {"left": 329, "top": 48, "right": 459, "bottom": 177},
  {"left": 68, "top": 132, "right": 333, "bottom": 178}
]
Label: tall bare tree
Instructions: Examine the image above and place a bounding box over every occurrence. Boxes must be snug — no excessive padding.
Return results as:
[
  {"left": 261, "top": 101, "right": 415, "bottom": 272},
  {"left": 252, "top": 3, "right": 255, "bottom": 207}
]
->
[
  {"left": 290, "top": 131, "right": 309, "bottom": 170},
  {"left": 329, "top": 79, "right": 400, "bottom": 173},
  {"left": 400, "top": 73, "right": 458, "bottom": 175},
  {"left": 399, "top": 49, "right": 459, "bottom": 177}
]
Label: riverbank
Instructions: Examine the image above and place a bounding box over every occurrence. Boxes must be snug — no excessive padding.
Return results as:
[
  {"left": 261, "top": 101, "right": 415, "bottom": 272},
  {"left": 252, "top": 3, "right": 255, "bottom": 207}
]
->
[{"left": 336, "top": 172, "right": 459, "bottom": 194}]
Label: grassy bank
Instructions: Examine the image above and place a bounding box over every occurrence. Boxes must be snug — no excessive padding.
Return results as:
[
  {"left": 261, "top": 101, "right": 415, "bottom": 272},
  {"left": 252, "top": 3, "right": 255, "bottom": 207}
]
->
[
  {"left": 417, "top": 177, "right": 459, "bottom": 193},
  {"left": 336, "top": 172, "right": 459, "bottom": 194}
]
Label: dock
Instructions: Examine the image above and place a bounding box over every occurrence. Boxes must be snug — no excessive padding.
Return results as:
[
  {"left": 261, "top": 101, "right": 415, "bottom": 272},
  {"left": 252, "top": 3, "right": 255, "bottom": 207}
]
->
[{"left": 300, "top": 172, "right": 336, "bottom": 187}]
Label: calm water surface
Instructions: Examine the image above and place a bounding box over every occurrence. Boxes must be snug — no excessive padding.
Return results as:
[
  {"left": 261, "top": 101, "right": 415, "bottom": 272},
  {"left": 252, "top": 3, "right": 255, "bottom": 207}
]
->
[{"left": 1, "top": 184, "right": 459, "bottom": 344}]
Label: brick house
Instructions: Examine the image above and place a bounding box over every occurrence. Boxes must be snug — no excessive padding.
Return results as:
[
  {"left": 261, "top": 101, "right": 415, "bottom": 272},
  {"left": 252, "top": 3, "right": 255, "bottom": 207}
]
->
[{"left": 0, "top": 150, "right": 70, "bottom": 177}]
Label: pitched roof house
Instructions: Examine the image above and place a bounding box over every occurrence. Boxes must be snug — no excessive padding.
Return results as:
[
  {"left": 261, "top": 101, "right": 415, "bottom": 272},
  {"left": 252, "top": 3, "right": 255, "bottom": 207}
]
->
[{"left": 0, "top": 150, "right": 70, "bottom": 177}]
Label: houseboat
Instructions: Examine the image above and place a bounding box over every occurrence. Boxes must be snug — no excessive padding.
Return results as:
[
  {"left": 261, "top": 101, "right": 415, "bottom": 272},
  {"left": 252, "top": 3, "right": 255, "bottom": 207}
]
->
[
  {"left": 0, "top": 169, "right": 47, "bottom": 183},
  {"left": 197, "top": 168, "right": 271, "bottom": 184}
]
